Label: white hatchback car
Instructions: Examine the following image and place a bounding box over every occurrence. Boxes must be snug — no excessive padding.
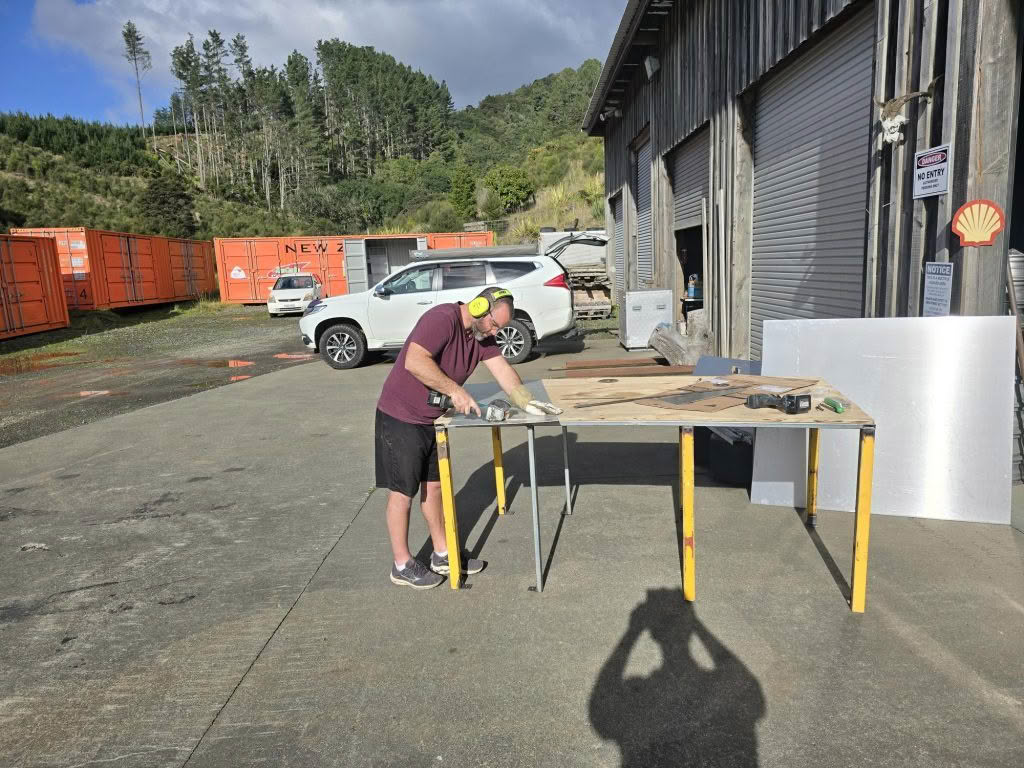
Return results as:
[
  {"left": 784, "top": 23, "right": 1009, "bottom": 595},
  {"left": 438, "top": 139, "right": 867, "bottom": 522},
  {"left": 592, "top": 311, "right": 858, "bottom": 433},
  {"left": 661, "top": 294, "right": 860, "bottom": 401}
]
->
[
  {"left": 267, "top": 273, "right": 323, "bottom": 316},
  {"left": 299, "top": 247, "right": 577, "bottom": 368}
]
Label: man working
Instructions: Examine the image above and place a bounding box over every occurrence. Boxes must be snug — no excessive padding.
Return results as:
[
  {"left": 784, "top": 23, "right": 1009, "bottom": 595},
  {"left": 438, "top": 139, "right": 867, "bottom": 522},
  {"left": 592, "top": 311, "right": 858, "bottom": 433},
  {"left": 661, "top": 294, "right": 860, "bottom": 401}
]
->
[{"left": 375, "top": 286, "right": 562, "bottom": 589}]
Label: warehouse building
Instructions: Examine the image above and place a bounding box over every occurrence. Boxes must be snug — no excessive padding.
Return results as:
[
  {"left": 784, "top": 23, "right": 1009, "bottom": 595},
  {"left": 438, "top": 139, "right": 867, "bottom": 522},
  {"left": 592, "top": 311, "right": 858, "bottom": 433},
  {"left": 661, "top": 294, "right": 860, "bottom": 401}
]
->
[{"left": 586, "top": 0, "right": 1021, "bottom": 358}]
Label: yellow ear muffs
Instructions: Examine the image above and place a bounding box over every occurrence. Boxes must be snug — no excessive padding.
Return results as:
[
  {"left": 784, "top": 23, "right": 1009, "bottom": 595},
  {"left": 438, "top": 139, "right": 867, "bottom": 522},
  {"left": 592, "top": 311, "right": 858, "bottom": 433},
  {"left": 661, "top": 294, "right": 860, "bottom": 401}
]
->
[
  {"left": 468, "top": 288, "right": 512, "bottom": 318},
  {"left": 468, "top": 295, "right": 491, "bottom": 318}
]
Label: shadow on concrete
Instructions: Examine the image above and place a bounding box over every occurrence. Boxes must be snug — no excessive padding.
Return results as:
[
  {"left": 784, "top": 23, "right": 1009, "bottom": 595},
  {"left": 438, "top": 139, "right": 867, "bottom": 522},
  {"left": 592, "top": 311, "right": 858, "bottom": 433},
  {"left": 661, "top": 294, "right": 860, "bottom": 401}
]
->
[
  {"left": 589, "top": 588, "right": 765, "bottom": 767},
  {"left": 794, "top": 508, "right": 852, "bottom": 602},
  {"left": 414, "top": 432, "right": 727, "bottom": 583}
]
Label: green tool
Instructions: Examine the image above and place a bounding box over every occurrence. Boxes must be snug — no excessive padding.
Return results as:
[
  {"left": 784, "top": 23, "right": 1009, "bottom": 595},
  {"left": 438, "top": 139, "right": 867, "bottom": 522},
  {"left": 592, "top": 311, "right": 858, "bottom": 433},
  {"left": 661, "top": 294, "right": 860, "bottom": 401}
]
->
[{"left": 820, "top": 397, "right": 845, "bottom": 414}]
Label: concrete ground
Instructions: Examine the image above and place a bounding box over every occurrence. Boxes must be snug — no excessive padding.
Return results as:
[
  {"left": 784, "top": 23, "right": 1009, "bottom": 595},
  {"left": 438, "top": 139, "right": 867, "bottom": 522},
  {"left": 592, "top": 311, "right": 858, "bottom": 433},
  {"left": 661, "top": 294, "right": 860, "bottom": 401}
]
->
[{"left": 2, "top": 337, "right": 1022, "bottom": 768}]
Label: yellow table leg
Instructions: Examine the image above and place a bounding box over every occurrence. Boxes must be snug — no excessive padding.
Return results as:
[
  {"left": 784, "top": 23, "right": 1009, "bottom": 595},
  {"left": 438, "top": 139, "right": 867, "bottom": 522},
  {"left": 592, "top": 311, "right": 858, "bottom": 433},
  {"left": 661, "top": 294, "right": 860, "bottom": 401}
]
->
[
  {"left": 436, "top": 428, "right": 462, "bottom": 589},
  {"left": 850, "top": 426, "right": 875, "bottom": 613},
  {"left": 680, "top": 427, "right": 696, "bottom": 601},
  {"left": 806, "top": 428, "right": 820, "bottom": 527},
  {"left": 491, "top": 427, "right": 507, "bottom": 516}
]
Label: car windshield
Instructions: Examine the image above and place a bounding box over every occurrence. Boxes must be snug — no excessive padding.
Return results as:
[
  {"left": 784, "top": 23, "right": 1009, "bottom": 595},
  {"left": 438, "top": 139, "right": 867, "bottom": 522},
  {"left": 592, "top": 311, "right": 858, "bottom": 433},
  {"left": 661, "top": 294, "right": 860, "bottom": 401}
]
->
[{"left": 274, "top": 276, "right": 313, "bottom": 290}]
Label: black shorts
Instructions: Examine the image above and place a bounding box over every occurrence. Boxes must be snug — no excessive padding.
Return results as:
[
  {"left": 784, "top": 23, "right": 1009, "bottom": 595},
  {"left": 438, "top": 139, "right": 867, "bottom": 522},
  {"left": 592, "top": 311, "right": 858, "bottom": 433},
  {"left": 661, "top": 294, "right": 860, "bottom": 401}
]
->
[{"left": 375, "top": 409, "right": 440, "bottom": 497}]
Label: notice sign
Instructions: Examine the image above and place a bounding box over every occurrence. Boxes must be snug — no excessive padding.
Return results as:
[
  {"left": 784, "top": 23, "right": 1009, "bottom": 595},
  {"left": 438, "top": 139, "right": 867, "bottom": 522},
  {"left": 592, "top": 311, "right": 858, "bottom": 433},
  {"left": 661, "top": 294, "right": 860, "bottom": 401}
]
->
[
  {"left": 923, "top": 262, "right": 953, "bottom": 316},
  {"left": 913, "top": 144, "right": 950, "bottom": 199}
]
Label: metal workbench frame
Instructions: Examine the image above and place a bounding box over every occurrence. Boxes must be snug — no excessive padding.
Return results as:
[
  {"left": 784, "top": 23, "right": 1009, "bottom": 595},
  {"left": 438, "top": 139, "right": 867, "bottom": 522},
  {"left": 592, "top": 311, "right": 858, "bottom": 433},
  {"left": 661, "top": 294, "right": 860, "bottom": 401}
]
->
[{"left": 436, "top": 379, "right": 876, "bottom": 612}]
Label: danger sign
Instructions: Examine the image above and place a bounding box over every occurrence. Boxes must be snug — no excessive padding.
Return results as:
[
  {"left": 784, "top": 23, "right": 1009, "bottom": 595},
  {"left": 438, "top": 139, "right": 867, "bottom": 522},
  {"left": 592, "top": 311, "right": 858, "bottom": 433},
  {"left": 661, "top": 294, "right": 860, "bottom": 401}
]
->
[{"left": 913, "top": 144, "right": 950, "bottom": 199}]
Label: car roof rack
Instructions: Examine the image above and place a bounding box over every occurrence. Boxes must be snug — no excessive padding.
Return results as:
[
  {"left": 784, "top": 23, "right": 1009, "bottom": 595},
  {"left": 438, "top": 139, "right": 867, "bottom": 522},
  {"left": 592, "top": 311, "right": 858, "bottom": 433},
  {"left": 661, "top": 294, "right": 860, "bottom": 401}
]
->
[{"left": 409, "top": 244, "right": 539, "bottom": 261}]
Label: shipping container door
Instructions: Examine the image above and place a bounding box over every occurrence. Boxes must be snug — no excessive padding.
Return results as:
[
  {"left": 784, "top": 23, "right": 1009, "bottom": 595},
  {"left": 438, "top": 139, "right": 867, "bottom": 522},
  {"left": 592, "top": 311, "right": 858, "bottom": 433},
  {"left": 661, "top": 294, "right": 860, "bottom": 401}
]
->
[
  {"left": 169, "top": 240, "right": 197, "bottom": 298},
  {"left": 252, "top": 239, "right": 285, "bottom": 301},
  {"left": 220, "top": 240, "right": 258, "bottom": 302},
  {"left": 459, "top": 233, "right": 490, "bottom": 248},
  {"left": 345, "top": 239, "right": 368, "bottom": 293},
  {"left": 634, "top": 140, "right": 653, "bottom": 288},
  {"left": 185, "top": 242, "right": 203, "bottom": 296},
  {"left": 430, "top": 233, "right": 459, "bottom": 249},
  {"left": 288, "top": 239, "right": 333, "bottom": 290},
  {"left": 100, "top": 234, "right": 144, "bottom": 304},
  {"left": 749, "top": 5, "right": 874, "bottom": 358},
  {"left": 63, "top": 231, "right": 93, "bottom": 307},
  {"left": 0, "top": 239, "right": 52, "bottom": 333},
  {"left": 318, "top": 238, "right": 347, "bottom": 297}
]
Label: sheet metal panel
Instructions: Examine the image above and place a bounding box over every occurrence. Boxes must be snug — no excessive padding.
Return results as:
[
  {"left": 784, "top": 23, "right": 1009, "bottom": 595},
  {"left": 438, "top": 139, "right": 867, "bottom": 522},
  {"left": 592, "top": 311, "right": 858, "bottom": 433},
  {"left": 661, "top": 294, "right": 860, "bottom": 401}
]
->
[
  {"left": 612, "top": 196, "right": 625, "bottom": 299},
  {"left": 1008, "top": 248, "right": 1024, "bottom": 484},
  {"left": 635, "top": 140, "right": 653, "bottom": 287},
  {"left": 669, "top": 128, "right": 710, "bottom": 230},
  {"left": 751, "top": 317, "right": 1014, "bottom": 524},
  {"left": 749, "top": 5, "right": 875, "bottom": 359},
  {"left": 344, "top": 239, "right": 368, "bottom": 294}
]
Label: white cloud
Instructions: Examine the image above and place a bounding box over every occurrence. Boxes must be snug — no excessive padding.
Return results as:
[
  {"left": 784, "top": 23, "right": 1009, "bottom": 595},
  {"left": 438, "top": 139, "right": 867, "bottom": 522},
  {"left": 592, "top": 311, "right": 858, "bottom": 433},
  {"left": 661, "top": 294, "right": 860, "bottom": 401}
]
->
[{"left": 32, "top": 0, "right": 622, "bottom": 122}]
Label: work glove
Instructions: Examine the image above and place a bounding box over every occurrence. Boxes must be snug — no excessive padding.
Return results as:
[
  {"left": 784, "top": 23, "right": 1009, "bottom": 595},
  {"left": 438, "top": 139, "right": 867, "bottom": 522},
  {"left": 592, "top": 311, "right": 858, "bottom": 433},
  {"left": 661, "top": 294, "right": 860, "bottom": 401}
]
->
[
  {"left": 509, "top": 385, "right": 563, "bottom": 416},
  {"left": 523, "top": 400, "right": 563, "bottom": 416}
]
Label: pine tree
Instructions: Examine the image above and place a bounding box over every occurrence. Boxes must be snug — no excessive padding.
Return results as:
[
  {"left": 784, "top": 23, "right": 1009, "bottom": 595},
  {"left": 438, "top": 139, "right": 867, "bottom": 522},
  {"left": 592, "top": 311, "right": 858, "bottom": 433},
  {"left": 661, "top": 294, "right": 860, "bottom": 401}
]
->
[
  {"left": 138, "top": 173, "right": 196, "bottom": 238},
  {"left": 448, "top": 164, "right": 476, "bottom": 220},
  {"left": 122, "top": 21, "right": 152, "bottom": 141}
]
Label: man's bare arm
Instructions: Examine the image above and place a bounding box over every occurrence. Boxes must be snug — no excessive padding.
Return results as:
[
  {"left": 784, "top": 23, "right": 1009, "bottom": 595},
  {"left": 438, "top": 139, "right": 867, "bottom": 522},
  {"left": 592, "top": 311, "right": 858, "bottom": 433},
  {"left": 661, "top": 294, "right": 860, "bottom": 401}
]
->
[
  {"left": 406, "top": 342, "right": 480, "bottom": 416},
  {"left": 482, "top": 353, "right": 523, "bottom": 395}
]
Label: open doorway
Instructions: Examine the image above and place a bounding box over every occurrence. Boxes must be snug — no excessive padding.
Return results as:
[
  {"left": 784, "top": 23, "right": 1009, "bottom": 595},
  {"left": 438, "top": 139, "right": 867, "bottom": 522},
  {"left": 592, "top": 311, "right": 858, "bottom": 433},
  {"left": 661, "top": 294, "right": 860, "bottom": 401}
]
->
[{"left": 675, "top": 225, "right": 704, "bottom": 322}]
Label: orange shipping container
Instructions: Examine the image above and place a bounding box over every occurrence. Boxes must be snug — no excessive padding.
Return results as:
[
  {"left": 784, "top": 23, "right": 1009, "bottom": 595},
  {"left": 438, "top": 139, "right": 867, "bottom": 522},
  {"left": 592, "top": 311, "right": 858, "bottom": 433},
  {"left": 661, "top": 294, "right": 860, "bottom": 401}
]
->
[
  {"left": 426, "top": 231, "right": 494, "bottom": 249},
  {"left": 0, "top": 235, "right": 70, "bottom": 341},
  {"left": 214, "top": 231, "right": 494, "bottom": 304},
  {"left": 10, "top": 227, "right": 216, "bottom": 310}
]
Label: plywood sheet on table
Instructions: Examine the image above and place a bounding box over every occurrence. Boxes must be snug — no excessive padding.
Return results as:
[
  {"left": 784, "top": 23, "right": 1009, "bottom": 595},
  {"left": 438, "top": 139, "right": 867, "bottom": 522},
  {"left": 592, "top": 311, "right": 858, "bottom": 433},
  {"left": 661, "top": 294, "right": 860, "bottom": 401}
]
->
[{"left": 544, "top": 375, "right": 873, "bottom": 427}]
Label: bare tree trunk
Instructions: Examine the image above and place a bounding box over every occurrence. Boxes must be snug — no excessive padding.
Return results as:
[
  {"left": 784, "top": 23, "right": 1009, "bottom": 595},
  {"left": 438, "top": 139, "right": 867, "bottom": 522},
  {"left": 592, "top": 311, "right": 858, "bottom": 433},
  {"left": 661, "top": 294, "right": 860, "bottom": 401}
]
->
[
  {"left": 192, "top": 98, "right": 204, "bottom": 187},
  {"left": 178, "top": 97, "right": 192, "bottom": 170},
  {"left": 170, "top": 104, "right": 182, "bottom": 174}
]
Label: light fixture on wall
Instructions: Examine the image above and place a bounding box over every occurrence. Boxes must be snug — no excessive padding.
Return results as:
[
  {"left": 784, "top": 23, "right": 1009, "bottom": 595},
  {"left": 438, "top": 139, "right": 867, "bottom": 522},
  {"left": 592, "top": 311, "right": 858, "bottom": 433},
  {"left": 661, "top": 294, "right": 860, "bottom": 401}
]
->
[{"left": 643, "top": 55, "right": 660, "bottom": 80}]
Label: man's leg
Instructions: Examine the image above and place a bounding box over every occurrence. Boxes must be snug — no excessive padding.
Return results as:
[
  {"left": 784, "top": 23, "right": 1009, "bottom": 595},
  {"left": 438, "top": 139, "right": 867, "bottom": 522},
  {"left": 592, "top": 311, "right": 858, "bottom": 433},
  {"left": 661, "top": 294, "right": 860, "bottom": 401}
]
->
[
  {"left": 386, "top": 489, "right": 415, "bottom": 565},
  {"left": 422, "top": 477, "right": 487, "bottom": 577},
  {"left": 420, "top": 481, "right": 448, "bottom": 554}
]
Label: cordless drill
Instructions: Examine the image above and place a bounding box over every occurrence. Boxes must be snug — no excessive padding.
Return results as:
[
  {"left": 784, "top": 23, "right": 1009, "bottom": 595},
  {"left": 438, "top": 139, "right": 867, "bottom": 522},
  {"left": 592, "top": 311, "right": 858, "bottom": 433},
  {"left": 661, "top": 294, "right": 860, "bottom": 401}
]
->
[{"left": 745, "top": 393, "right": 812, "bottom": 415}]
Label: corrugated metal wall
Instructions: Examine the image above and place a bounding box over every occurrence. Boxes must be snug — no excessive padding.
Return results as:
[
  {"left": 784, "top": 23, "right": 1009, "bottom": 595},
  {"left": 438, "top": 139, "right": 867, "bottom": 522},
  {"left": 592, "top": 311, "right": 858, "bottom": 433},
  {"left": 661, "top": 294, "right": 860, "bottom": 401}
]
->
[
  {"left": 635, "top": 141, "right": 654, "bottom": 287},
  {"left": 749, "top": 5, "right": 875, "bottom": 358},
  {"left": 1008, "top": 248, "right": 1024, "bottom": 484},
  {"left": 603, "top": 0, "right": 861, "bottom": 194},
  {"left": 669, "top": 127, "right": 710, "bottom": 229},
  {"left": 613, "top": 195, "right": 626, "bottom": 299},
  {"left": 344, "top": 239, "right": 368, "bottom": 293}
]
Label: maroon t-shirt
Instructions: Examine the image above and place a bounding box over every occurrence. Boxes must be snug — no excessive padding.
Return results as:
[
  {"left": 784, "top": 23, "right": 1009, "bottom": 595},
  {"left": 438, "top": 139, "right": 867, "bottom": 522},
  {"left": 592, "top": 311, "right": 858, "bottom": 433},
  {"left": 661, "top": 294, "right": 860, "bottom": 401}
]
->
[{"left": 377, "top": 303, "right": 501, "bottom": 425}]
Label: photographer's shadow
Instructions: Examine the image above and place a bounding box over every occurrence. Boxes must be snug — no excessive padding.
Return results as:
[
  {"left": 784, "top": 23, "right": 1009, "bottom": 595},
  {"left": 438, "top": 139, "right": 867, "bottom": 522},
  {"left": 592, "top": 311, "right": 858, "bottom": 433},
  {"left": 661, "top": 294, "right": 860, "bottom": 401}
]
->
[{"left": 590, "top": 589, "right": 765, "bottom": 768}]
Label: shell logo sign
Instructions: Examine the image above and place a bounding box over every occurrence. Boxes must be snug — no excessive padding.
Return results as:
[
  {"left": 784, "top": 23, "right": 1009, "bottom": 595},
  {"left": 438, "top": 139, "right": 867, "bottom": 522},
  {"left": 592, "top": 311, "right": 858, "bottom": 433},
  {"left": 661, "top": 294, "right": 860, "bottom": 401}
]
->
[{"left": 952, "top": 199, "right": 1005, "bottom": 247}]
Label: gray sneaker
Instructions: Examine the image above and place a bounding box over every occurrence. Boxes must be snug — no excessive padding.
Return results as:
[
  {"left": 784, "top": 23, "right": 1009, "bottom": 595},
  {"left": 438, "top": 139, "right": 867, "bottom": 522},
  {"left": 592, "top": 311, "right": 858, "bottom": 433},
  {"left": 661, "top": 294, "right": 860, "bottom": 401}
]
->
[
  {"left": 390, "top": 559, "right": 444, "bottom": 590},
  {"left": 430, "top": 551, "right": 486, "bottom": 576}
]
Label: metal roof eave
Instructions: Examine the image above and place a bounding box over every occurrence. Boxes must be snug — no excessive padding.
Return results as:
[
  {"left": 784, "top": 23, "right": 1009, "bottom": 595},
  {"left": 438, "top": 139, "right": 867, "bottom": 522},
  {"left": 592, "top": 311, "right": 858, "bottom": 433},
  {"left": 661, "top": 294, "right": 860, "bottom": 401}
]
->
[{"left": 582, "top": 0, "right": 650, "bottom": 135}]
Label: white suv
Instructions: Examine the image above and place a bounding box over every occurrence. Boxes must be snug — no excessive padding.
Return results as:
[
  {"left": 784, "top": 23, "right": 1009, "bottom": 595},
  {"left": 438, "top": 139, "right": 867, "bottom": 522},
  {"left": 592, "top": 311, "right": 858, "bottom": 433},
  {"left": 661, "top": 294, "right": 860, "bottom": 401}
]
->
[{"left": 299, "top": 248, "right": 575, "bottom": 368}]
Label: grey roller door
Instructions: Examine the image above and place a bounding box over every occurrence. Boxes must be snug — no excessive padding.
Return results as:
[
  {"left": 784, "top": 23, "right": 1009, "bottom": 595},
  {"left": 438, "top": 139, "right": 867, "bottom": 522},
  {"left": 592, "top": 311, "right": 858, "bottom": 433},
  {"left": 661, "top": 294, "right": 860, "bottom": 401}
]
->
[
  {"left": 635, "top": 141, "right": 653, "bottom": 287},
  {"left": 670, "top": 128, "right": 710, "bottom": 230},
  {"left": 344, "top": 238, "right": 368, "bottom": 293},
  {"left": 749, "top": 5, "right": 875, "bottom": 359},
  {"left": 612, "top": 195, "right": 625, "bottom": 298},
  {"left": 1008, "top": 249, "right": 1024, "bottom": 484}
]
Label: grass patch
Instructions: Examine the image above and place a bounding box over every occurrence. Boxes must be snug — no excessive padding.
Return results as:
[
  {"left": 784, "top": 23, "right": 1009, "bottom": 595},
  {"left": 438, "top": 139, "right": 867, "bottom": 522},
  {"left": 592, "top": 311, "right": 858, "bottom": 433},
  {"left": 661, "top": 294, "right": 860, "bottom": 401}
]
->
[{"left": 170, "top": 293, "right": 227, "bottom": 317}]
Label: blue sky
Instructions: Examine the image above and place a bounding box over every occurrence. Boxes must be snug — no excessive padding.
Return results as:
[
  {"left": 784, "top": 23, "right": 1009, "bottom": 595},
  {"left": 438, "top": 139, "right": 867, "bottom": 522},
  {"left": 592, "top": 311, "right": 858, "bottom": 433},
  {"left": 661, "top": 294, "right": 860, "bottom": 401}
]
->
[{"left": 0, "top": 0, "right": 623, "bottom": 127}]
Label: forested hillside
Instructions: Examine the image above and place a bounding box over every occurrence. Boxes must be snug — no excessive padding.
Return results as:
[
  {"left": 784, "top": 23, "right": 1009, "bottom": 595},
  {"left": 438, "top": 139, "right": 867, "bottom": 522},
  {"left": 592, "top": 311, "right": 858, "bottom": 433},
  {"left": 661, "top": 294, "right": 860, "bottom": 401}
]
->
[{"left": 0, "top": 29, "right": 604, "bottom": 240}]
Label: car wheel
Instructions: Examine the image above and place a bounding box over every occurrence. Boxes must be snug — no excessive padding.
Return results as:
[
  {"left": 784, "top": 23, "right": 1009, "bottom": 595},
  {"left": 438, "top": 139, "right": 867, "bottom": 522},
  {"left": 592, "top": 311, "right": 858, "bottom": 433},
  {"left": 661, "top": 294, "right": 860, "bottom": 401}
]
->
[
  {"left": 320, "top": 324, "right": 367, "bottom": 369},
  {"left": 496, "top": 319, "right": 533, "bottom": 364}
]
